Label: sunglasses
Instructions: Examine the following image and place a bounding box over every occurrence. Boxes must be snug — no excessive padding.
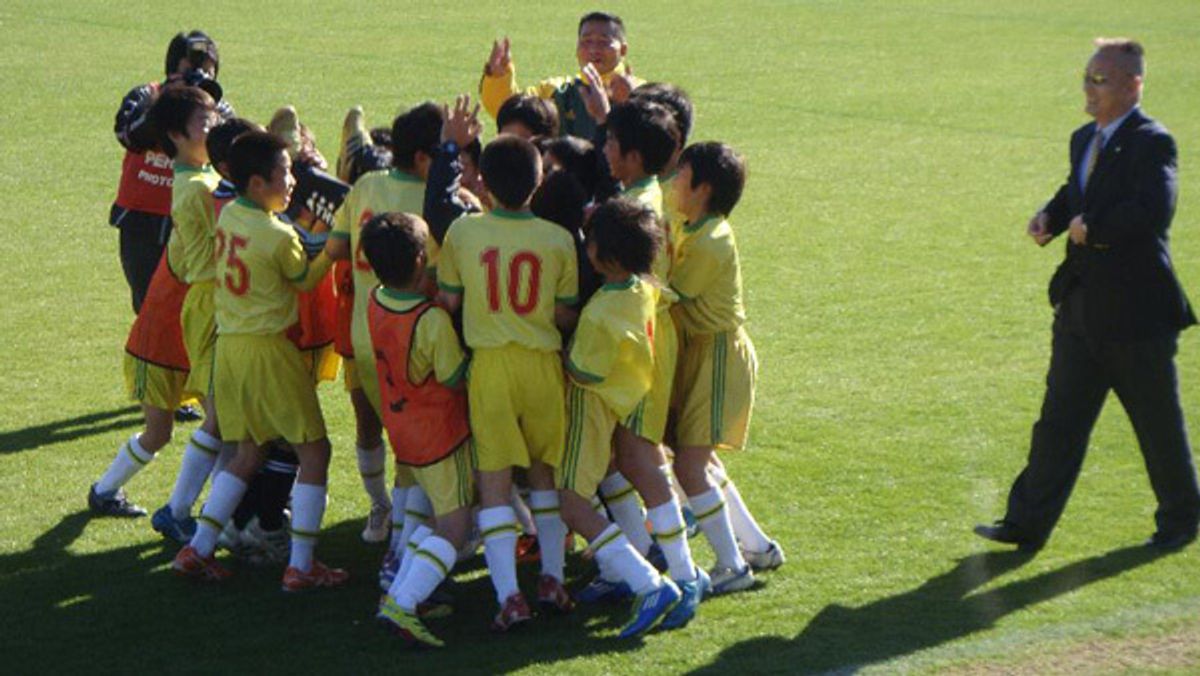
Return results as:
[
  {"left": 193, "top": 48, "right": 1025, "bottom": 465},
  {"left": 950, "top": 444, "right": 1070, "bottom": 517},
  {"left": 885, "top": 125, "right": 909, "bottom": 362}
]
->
[{"left": 1082, "top": 71, "right": 1110, "bottom": 87}]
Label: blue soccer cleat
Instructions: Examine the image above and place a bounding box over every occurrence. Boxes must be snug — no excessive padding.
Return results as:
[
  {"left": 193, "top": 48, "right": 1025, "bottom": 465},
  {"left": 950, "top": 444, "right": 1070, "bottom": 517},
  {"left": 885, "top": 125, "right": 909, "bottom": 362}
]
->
[
  {"left": 619, "top": 578, "right": 682, "bottom": 638},
  {"left": 576, "top": 574, "right": 632, "bottom": 604},
  {"left": 660, "top": 568, "right": 711, "bottom": 630},
  {"left": 151, "top": 505, "right": 197, "bottom": 544}
]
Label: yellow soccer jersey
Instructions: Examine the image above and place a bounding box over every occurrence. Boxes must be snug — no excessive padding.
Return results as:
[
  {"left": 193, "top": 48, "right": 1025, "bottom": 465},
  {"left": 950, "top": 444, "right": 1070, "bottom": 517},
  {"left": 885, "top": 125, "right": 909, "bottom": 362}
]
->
[
  {"left": 373, "top": 288, "right": 469, "bottom": 386},
  {"left": 480, "top": 61, "right": 639, "bottom": 125},
  {"left": 567, "top": 276, "right": 656, "bottom": 417},
  {"left": 670, "top": 214, "right": 747, "bottom": 335},
  {"left": 438, "top": 208, "right": 577, "bottom": 351},
  {"left": 661, "top": 171, "right": 686, "bottom": 250},
  {"left": 215, "top": 197, "right": 315, "bottom": 335},
  {"left": 166, "top": 163, "right": 222, "bottom": 283},
  {"left": 622, "top": 176, "right": 673, "bottom": 302},
  {"left": 331, "top": 169, "right": 434, "bottom": 351}
]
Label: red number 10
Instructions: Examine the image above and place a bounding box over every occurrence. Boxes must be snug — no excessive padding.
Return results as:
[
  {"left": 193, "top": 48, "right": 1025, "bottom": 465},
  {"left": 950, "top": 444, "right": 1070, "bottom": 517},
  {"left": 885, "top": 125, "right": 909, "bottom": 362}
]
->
[{"left": 480, "top": 248, "right": 542, "bottom": 315}]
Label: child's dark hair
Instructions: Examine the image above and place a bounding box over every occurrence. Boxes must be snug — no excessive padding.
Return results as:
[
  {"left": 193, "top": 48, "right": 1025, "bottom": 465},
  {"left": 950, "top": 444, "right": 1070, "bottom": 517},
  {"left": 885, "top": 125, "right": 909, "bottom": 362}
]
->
[
  {"left": 631, "top": 82, "right": 694, "bottom": 148},
  {"left": 480, "top": 135, "right": 542, "bottom": 209},
  {"left": 578, "top": 11, "right": 625, "bottom": 41},
  {"left": 206, "top": 117, "right": 260, "bottom": 169},
  {"left": 369, "top": 127, "right": 393, "bottom": 149},
  {"left": 461, "top": 138, "right": 482, "bottom": 167},
  {"left": 227, "top": 131, "right": 288, "bottom": 194},
  {"left": 149, "top": 84, "right": 214, "bottom": 158},
  {"left": 497, "top": 95, "right": 560, "bottom": 137},
  {"left": 679, "top": 142, "right": 746, "bottom": 216},
  {"left": 391, "top": 102, "right": 442, "bottom": 171},
  {"left": 165, "top": 30, "right": 219, "bottom": 77},
  {"left": 361, "top": 212, "right": 427, "bottom": 288},
  {"left": 606, "top": 100, "right": 679, "bottom": 175},
  {"left": 545, "top": 136, "right": 598, "bottom": 198},
  {"left": 532, "top": 170, "right": 588, "bottom": 234},
  {"left": 587, "top": 198, "right": 660, "bottom": 275}
]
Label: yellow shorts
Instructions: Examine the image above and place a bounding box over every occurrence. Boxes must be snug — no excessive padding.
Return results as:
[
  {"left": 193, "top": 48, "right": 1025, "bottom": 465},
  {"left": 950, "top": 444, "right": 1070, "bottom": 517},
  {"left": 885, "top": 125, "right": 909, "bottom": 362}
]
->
[
  {"left": 342, "top": 356, "right": 361, "bottom": 392},
  {"left": 557, "top": 382, "right": 616, "bottom": 498},
  {"left": 181, "top": 280, "right": 217, "bottom": 398},
  {"left": 214, "top": 333, "right": 327, "bottom": 445},
  {"left": 673, "top": 326, "right": 757, "bottom": 450},
  {"left": 623, "top": 309, "right": 677, "bottom": 445},
  {"left": 123, "top": 352, "right": 192, "bottom": 411},
  {"left": 351, "top": 326, "right": 383, "bottom": 416},
  {"left": 413, "top": 440, "right": 477, "bottom": 516},
  {"left": 299, "top": 343, "right": 341, "bottom": 384},
  {"left": 469, "top": 346, "right": 565, "bottom": 472}
]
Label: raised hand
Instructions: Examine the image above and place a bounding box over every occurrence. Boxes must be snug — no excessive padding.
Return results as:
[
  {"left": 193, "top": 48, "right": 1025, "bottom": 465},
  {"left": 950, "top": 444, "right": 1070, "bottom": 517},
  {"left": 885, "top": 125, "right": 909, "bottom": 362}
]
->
[
  {"left": 610, "top": 62, "right": 634, "bottom": 104},
  {"left": 441, "top": 94, "right": 483, "bottom": 147},
  {"left": 580, "top": 62, "right": 611, "bottom": 124},
  {"left": 486, "top": 37, "right": 512, "bottom": 76}
]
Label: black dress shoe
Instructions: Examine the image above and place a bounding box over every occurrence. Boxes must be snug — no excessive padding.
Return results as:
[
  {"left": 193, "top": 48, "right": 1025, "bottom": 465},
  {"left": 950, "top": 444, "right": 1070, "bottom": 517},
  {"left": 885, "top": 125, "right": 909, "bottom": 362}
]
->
[
  {"left": 1144, "top": 531, "right": 1196, "bottom": 551},
  {"left": 973, "top": 521, "right": 1043, "bottom": 552},
  {"left": 174, "top": 404, "right": 204, "bottom": 422}
]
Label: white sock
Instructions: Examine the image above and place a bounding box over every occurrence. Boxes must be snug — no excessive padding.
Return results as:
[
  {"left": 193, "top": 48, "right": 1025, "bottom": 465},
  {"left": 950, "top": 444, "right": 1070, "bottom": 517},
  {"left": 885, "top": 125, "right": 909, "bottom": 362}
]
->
[
  {"left": 356, "top": 444, "right": 390, "bottom": 507},
  {"left": 691, "top": 487, "right": 746, "bottom": 570},
  {"left": 590, "top": 523, "right": 660, "bottom": 595},
  {"left": 478, "top": 505, "right": 520, "bottom": 603},
  {"left": 600, "top": 472, "right": 652, "bottom": 556},
  {"left": 648, "top": 499, "right": 698, "bottom": 582},
  {"left": 211, "top": 442, "right": 237, "bottom": 479},
  {"left": 191, "top": 472, "right": 248, "bottom": 557},
  {"left": 95, "top": 434, "right": 154, "bottom": 494},
  {"left": 289, "top": 483, "right": 328, "bottom": 572},
  {"left": 399, "top": 486, "right": 432, "bottom": 566},
  {"left": 512, "top": 486, "right": 537, "bottom": 535},
  {"left": 530, "top": 490, "right": 566, "bottom": 581},
  {"left": 714, "top": 470, "right": 772, "bottom": 553},
  {"left": 392, "top": 535, "right": 457, "bottom": 613},
  {"left": 167, "top": 429, "right": 221, "bottom": 519},
  {"left": 389, "top": 486, "right": 410, "bottom": 556},
  {"left": 397, "top": 524, "right": 433, "bottom": 586}
]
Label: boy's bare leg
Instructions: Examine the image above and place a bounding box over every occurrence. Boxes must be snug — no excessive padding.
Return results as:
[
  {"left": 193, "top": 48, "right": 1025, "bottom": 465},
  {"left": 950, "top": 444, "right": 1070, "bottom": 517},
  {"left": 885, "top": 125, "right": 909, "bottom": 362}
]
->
[
  {"left": 351, "top": 387, "right": 391, "bottom": 541},
  {"left": 616, "top": 430, "right": 699, "bottom": 583},
  {"left": 90, "top": 404, "right": 174, "bottom": 516},
  {"left": 526, "top": 461, "right": 570, "bottom": 595},
  {"left": 559, "top": 489, "right": 663, "bottom": 595},
  {"left": 387, "top": 505, "right": 472, "bottom": 612},
  {"left": 188, "top": 440, "right": 265, "bottom": 557},
  {"left": 477, "top": 468, "right": 521, "bottom": 604},
  {"left": 163, "top": 395, "right": 223, "bottom": 522},
  {"left": 675, "top": 446, "right": 748, "bottom": 574},
  {"left": 289, "top": 437, "right": 333, "bottom": 573}
]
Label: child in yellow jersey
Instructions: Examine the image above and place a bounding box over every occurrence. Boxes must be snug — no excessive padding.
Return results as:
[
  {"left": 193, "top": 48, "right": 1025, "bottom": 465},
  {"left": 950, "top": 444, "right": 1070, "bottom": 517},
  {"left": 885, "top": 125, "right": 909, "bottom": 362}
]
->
[
  {"left": 88, "top": 85, "right": 223, "bottom": 537},
  {"left": 630, "top": 82, "right": 695, "bottom": 246},
  {"left": 173, "top": 131, "right": 343, "bottom": 592},
  {"left": 554, "top": 198, "right": 698, "bottom": 637},
  {"left": 325, "top": 103, "right": 443, "bottom": 552},
  {"left": 480, "top": 12, "right": 641, "bottom": 139},
  {"left": 669, "top": 142, "right": 781, "bottom": 593},
  {"left": 359, "top": 212, "right": 475, "bottom": 649},
  {"left": 436, "top": 135, "right": 578, "bottom": 630}
]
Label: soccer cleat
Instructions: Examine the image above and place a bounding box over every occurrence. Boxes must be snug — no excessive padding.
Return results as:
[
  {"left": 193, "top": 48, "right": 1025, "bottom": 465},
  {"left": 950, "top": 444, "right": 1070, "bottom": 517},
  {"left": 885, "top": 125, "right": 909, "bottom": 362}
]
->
[
  {"left": 217, "top": 520, "right": 246, "bottom": 556},
  {"left": 576, "top": 575, "right": 632, "bottom": 604},
  {"left": 709, "top": 564, "right": 755, "bottom": 595},
  {"left": 282, "top": 560, "right": 350, "bottom": 592},
  {"left": 269, "top": 105, "right": 303, "bottom": 158},
  {"left": 515, "top": 533, "right": 540, "bottom": 563},
  {"left": 490, "top": 592, "right": 533, "bottom": 632},
  {"left": 88, "top": 484, "right": 147, "bottom": 518},
  {"left": 173, "top": 404, "right": 203, "bottom": 422},
  {"left": 151, "top": 505, "right": 196, "bottom": 544},
  {"left": 537, "top": 574, "right": 575, "bottom": 614},
  {"left": 362, "top": 502, "right": 391, "bottom": 543},
  {"left": 172, "top": 545, "right": 232, "bottom": 582},
  {"left": 742, "top": 540, "right": 786, "bottom": 572},
  {"left": 618, "top": 578, "right": 682, "bottom": 638},
  {"left": 379, "top": 550, "right": 400, "bottom": 592},
  {"left": 240, "top": 519, "right": 290, "bottom": 566},
  {"left": 661, "top": 568, "right": 711, "bottom": 630},
  {"left": 377, "top": 595, "right": 444, "bottom": 648}
]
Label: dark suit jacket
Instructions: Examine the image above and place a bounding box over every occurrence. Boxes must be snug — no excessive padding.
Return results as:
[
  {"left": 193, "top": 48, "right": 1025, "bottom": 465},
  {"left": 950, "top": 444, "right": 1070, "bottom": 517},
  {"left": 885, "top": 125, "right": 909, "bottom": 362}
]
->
[{"left": 1043, "top": 107, "right": 1195, "bottom": 340}]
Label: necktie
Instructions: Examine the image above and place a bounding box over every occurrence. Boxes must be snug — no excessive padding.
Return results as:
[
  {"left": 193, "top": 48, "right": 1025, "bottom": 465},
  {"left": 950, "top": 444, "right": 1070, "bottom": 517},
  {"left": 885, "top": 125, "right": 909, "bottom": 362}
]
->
[{"left": 1084, "top": 130, "right": 1104, "bottom": 187}]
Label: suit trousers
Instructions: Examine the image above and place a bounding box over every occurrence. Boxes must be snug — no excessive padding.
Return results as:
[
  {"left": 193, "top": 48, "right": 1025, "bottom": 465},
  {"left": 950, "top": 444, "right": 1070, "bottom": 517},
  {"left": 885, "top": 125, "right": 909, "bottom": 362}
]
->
[{"left": 1005, "top": 291, "right": 1200, "bottom": 543}]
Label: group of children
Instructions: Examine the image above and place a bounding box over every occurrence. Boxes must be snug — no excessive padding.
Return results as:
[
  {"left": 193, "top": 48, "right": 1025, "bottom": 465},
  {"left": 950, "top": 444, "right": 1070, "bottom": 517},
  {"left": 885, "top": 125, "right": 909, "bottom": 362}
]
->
[{"left": 90, "top": 12, "right": 784, "bottom": 646}]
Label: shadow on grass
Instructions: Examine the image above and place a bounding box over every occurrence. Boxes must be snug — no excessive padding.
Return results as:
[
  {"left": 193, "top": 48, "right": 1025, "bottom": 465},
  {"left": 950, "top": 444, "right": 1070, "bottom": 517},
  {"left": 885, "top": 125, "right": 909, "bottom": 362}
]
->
[
  {"left": 0, "top": 406, "right": 142, "bottom": 455},
  {"left": 692, "top": 546, "right": 1169, "bottom": 675},
  {"left": 0, "top": 513, "right": 639, "bottom": 673}
]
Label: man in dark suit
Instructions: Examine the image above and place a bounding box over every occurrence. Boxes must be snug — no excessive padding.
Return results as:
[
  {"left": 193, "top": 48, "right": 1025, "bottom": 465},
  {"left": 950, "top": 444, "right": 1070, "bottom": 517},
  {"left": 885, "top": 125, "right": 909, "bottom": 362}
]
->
[{"left": 976, "top": 38, "right": 1200, "bottom": 552}]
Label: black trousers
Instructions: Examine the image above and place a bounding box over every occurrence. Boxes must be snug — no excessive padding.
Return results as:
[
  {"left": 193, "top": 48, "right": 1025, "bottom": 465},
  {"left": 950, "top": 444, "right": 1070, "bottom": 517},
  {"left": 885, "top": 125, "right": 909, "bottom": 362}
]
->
[
  {"left": 111, "top": 205, "right": 171, "bottom": 314},
  {"left": 1004, "top": 295, "right": 1200, "bottom": 543}
]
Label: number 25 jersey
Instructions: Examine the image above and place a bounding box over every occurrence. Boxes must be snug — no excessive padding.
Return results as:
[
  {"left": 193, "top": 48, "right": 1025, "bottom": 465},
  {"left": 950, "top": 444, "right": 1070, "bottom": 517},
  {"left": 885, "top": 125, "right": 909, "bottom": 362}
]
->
[
  {"left": 214, "top": 197, "right": 311, "bottom": 336},
  {"left": 437, "top": 208, "right": 578, "bottom": 352}
]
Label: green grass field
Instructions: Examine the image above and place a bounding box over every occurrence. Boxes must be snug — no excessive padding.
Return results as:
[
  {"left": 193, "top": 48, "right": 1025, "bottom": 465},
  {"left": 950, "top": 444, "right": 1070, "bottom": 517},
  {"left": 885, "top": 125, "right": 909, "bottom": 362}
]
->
[{"left": 4, "top": 0, "right": 1200, "bottom": 672}]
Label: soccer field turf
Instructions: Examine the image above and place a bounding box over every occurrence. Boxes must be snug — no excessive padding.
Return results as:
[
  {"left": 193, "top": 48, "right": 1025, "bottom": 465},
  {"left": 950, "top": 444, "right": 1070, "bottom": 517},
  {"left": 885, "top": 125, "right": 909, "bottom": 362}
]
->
[{"left": 3, "top": 1, "right": 1200, "bottom": 672}]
